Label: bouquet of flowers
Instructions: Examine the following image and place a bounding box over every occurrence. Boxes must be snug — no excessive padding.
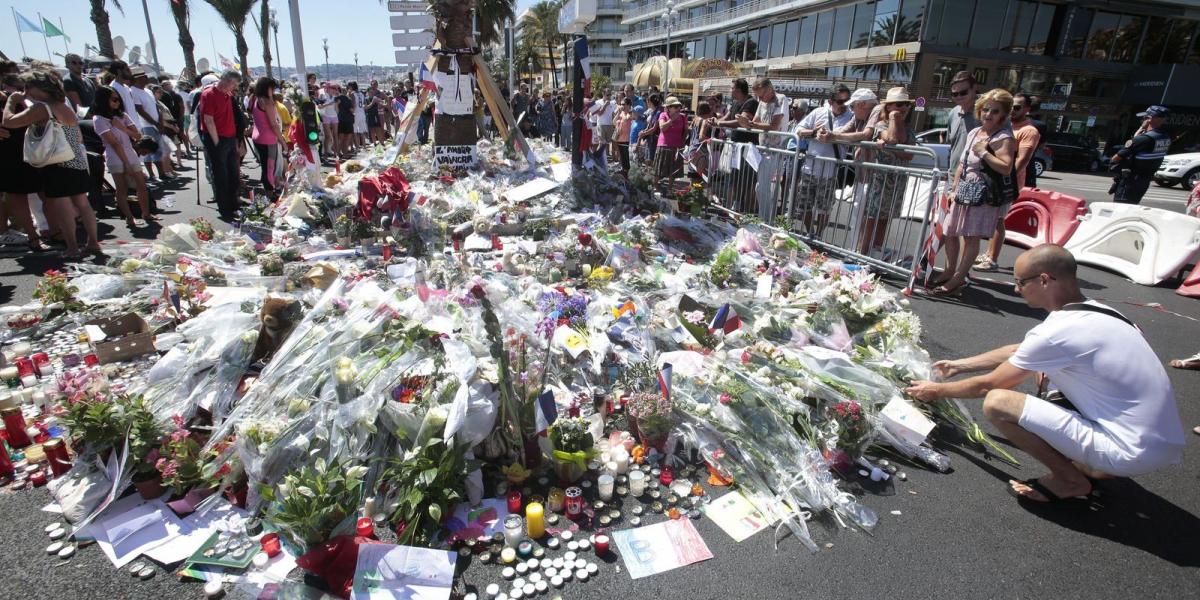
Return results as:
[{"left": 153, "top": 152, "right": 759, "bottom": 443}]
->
[
  {"left": 32, "top": 269, "right": 83, "bottom": 312},
  {"left": 259, "top": 457, "right": 368, "bottom": 550},
  {"left": 189, "top": 217, "right": 216, "bottom": 242},
  {"left": 156, "top": 415, "right": 234, "bottom": 497},
  {"left": 547, "top": 416, "right": 595, "bottom": 482}
]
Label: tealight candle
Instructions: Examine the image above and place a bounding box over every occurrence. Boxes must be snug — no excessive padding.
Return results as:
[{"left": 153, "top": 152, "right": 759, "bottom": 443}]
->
[
  {"left": 628, "top": 470, "right": 646, "bottom": 496},
  {"left": 500, "top": 547, "right": 517, "bottom": 564},
  {"left": 597, "top": 474, "right": 614, "bottom": 500},
  {"left": 594, "top": 534, "right": 610, "bottom": 554},
  {"left": 547, "top": 488, "right": 565, "bottom": 512},
  {"left": 525, "top": 502, "right": 545, "bottom": 539}
]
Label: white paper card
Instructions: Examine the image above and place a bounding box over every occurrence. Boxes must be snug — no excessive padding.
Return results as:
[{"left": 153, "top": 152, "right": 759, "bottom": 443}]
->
[
  {"left": 880, "top": 396, "right": 937, "bottom": 447},
  {"left": 755, "top": 274, "right": 773, "bottom": 299},
  {"left": 351, "top": 544, "right": 456, "bottom": 600}
]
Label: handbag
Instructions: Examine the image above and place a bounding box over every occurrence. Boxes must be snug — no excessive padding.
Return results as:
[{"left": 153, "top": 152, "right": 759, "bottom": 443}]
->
[
  {"left": 827, "top": 109, "right": 855, "bottom": 187},
  {"left": 23, "top": 103, "right": 76, "bottom": 167},
  {"left": 981, "top": 143, "right": 1018, "bottom": 206}
]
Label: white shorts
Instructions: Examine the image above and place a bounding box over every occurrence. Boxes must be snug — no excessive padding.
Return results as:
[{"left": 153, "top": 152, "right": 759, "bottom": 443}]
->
[{"left": 1018, "top": 394, "right": 1180, "bottom": 477}]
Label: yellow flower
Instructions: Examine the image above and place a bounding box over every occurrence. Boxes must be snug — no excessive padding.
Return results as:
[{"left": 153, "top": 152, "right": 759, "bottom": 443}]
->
[{"left": 501, "top": 462, "right": 532, "bottom": 484}]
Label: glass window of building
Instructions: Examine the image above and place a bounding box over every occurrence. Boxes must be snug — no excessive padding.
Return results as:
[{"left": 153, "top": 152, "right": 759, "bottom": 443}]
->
[
  {"left": 726, "top": 31, "right": 741, "bottom": 61},
  {"left": 771, "top": 23, "right": 787, "bottom": 58},
  {"left": 1189, "top": 30, "right": 1200, "bottom": 65},
  {"left": 1085, "top": 12, "right": 1120, "bottom": 61},
  {"left": 1161, "top": 21, "right": 1196, "bottom": 63},
  {"left": 938, "top": 0, "right": 974, "bottom": 47},
  {"left": 969, "top": 0, "right": 1008, "bottom": 49},
  {"left": 758, "top": 26, "right": 771, "bottom": 60},
  {"left": 785, "top": 19, "right": 800, "bottom": 56},
  {"left": 873, "top": 0, "right": 900, "bottom": 48},
  {"left": 1061, "top": 8, "right": 1093, "bottom": 59},
  {"left": 851, "top": 2, "right": 876, "bottom": 50},
  {"left": 925, "top": 0, "right": 943, "bottom": 41},
  {"left": 814, "top": 10, "right": 833, "bottom": 53},
  {"left": 798, "top": 15, "right": 816, "bottom": 56},
  {"left": 931, "top": 59, "right": 966, "bottom": 97},
  {"left": 1027, "top": 2, "right": 1055, "bottom": 55},
  {"left": 1000, "top": 0, "right": 1036, "bottom": 52},
  {"left": 715, "top": 33, "right": 728, "bottom": 59},
  {"left": 1138, "top": 17, "right": 1170, "bottom": 63},
  {"left": 1020, "top": 70, "right": 1048, "bottom": 95},
  {"left": 1111, "top": 15, "right": 1145, "bottom": 63},
  {"left": 832, "top": 5, "right": 855, "bottom": 51},
  {"left": 998, "top": 67, "right": 1021, "bottom": 91},
  {"left": 895, "top": 0, "right": 925, "bottom": 44}
]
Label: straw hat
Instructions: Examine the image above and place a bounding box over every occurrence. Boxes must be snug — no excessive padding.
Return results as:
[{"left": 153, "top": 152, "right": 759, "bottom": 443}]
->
[
  {"left": 664, "top": 96, "right": 683, "bottom": 108},
  {"left": 881, "top": 87, "right": 914, "bottom": 105}
]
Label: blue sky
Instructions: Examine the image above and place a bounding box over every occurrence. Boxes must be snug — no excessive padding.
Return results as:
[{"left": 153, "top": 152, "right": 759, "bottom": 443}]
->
[{"left": 2, "top": 0, "right": 536, "bottom": 72}]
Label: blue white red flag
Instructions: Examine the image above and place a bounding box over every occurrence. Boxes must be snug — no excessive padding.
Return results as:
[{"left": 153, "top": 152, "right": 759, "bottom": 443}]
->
[
  {"left": 657, "top": 363, "right": 673, "bottom": 402},
  {"left": 535, "top": 389, "right": 558, "bottom": 436},
  {"left": 708, "top": 304, "right": 741, "bottom": 334}
]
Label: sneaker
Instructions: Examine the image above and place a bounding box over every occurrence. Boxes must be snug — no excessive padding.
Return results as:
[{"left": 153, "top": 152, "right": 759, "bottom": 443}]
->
[
  {"left": 0, "top": 230, "right": 29, "bottom": 245},
  {"left": 973, "top": 257, "right": 999, "bottom": 272}
]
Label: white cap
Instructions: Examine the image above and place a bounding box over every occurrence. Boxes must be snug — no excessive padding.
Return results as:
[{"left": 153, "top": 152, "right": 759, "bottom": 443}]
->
[
  {"left": 201, "top": 73, "right": 220, "bottom": 86},
  {"left": 848, "top": 88, "right": 878, "bottom": 106}
]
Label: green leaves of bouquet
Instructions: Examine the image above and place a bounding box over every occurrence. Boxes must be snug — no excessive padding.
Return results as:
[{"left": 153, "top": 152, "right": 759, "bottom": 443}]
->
[
  {"left": 62, "top": 395, "right": 127, "bottom": 457},
  {"left": 32, "top": 269, "right": 83, "bottom": 313},
  {"left": 382, "top": 438, "right": 479, "bottom": 547},
  {"left": 260, "top": 457, "right": 369, "bottom": 550}
]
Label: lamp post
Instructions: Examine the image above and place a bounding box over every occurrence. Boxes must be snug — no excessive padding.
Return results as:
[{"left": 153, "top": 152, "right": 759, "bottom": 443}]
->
[
  {"left": 354, "top": 52, "right": 360, "bottom": 81},
  {"left": 661, "top": 0, "right": 676, "bottom": 96},
  {"left": 270, "top": 9, "right": 282, "bottom": 76},
  {"left": 322, "top": 37, "right": 330, "bottom": 81}
]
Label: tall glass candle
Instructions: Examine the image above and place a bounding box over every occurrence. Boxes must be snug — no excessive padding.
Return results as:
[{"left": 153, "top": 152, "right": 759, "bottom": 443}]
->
[
  {"left": 564, "top": 486, "right": 583, "bottom": 518},
  {"left": 628, "top": 470, "right": 646, "bottom": 496},
  {"left": 503, "top": 514, "right": 525, "bottom": 547},
  {"left": 597, "top": 474, "right": 614, "bottom": 501},
  {"left": 611, "top": 448, "right": 630, "bottom": 474},
  {"left": 507, "top": 489, "right": 522, "bottom": 513},
  {"left": 525, "top": 502, "right": 545, "bottom": 539},
  {"left": 1, "top": 407, "right": 31, "bottom": 448},
  {"left": 547, "top": 488, "right": 565, "bottom": 512}
]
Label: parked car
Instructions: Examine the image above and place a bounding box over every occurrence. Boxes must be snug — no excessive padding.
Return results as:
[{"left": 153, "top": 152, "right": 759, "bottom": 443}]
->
[
  {"left": 1154, "top": 152, "right": 1200, "bottom": 189},
  {"left": 915, "top": 127, "right": 1052, "bottom": 175},
  {"left": 1042, "top": 132, "right": 1101, "bottom": 172}
]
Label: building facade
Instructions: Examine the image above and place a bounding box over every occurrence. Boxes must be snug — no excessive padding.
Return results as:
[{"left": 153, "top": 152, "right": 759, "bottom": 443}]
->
[{"left": 621, "top": 0, "right": 1200, "bottom": 152}]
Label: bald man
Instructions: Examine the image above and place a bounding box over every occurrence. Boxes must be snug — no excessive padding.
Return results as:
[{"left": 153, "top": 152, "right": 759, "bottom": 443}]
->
[{"left": 906, "top": 245, "right": 1185, "bottom": 504}]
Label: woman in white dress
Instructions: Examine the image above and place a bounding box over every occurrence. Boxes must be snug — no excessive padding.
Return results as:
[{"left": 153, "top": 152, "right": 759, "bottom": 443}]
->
[{"left": 350, "top": 81, "right": 367, "bottom": 147}]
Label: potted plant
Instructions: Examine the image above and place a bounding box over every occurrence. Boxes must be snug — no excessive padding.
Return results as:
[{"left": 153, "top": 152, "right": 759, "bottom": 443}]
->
[
  {"left": 626, "top": 390, "right": 674, "bottom": 452},
  {"left": 60, "top": 385, "right": 125, "bottom": 461},
  {"left": 258, "top": 457, "right": 369, "bottom": 551},
  {"left": 157, "top": 415, "right": 234, "bottom": 515},
  {"left": 123, "top": 395, "right": 166, "bottom": 499},
  {"left": 381, "top": 438, "right": 477, "bottom": 547},
  {"left": 333, "top": 214, "right": 353, "bottom": 246},
  {"left": 548, "top": 417, "right": 595, "bottom": 483}
]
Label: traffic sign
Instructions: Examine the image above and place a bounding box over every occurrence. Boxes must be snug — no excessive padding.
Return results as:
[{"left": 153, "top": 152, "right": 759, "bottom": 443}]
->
[
  {"left": 393, "top": 32, "right": 434, "bottom": 48},
  {"left": 914, "top": 97, "right": 926, "bottom": 108},
  {"left": 391, "top": 14, "right": 435, "bottom": 30},
  {"left": 387, "top": 1, "right": 426, "bottom": 12},
  {"left": 395, "top": 49, "right": 427, "bottom": 64}
]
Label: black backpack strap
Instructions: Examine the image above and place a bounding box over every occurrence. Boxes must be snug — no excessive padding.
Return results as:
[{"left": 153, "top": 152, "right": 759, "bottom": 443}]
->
[{"left": 1060, "top": 302, "right": 1136, "bottom": 329}]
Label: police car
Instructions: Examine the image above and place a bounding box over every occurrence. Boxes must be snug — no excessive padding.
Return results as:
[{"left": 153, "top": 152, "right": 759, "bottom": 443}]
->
[{"left": 1154, "top": 152, "right": 1200, "bottom": 189}]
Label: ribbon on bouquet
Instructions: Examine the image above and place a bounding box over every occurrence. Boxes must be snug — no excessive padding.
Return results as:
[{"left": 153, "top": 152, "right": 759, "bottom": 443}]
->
[{"left": 551, "top": 448, "right": 598, "bottom": 472}]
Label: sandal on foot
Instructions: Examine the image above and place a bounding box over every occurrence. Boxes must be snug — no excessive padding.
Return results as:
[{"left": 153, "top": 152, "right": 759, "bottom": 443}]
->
[
  {"left": 933, "top": 280, "right": 971, "bottom": 297},
  {"left": 1169, "top": 354, "right": 1200, "bottom": 370},
  {"left": 1007, "top": 478, "right": 1090, "bottom": 505}
]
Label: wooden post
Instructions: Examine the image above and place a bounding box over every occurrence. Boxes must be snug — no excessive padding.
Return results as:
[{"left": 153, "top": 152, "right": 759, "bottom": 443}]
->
[{"left": 469, "top": 39, "right": 533, "bottom": 166}]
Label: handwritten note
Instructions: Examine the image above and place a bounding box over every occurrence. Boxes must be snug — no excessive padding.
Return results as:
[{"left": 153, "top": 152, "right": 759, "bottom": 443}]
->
[{"left": 612, "top": 518, "right": 713, "bottom": 579}]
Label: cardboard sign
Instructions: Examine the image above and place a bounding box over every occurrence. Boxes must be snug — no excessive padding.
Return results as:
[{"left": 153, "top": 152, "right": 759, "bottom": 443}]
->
[
  {"left": 433, "top": 145, "right": 477, "bottom": 169},
  {"left": 436, "top": 75, "right": 475, "bottom": 116}
]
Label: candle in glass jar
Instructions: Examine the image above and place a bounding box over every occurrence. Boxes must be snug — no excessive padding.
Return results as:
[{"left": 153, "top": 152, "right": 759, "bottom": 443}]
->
[
  {"left": 507, "top": 489, "right": 522, "bottom": 513},
  {"left": 564, "top": 486, "right": 583, "bottom": 518},
  {"left": 597, "top": 474, "right": 614, "bottom": 501},
  {"left": 611, "top": 448, "right": 630, "bottom": 474},
  {"left": 13, "top": 357, "right": 35, "bottom": 379},
  {"left": 20, "top": 374, "right": 37, "bottom": 388},
  {"left": 628, "top": 470, "right": 646, "bottom": 496},
  {"left": 1, "top": 406, "right": 31, "bottom": 448},
  {"left": 43, "top": 438, "right": 70, "bottom": 477},
  {"left": 503, "top": 514, "right": 525, "bottom": 547},
  {"left": 593, "top": 534, "right": 610, "bottom": 555},
  {"left": 10, "top": 342, "right": 31, "bottom": 357},
  {"left": 525, "top": 502, "right": 545, "bottom": 539},
  {"left": 31, "top": 353, "right": 50, "bottom": 377},
  {"left": 2, "top": 366, "right": 20, "bottom": 386},
  {"left": 659, "top": 465, "right": 675, "bottom": 485},
  {"left": 547, "top": 488, "right": 565, "bottom": 512}
]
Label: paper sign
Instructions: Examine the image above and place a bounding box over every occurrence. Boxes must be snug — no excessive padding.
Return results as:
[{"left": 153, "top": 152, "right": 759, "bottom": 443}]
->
[
  {"left": 880, "top": 397, "right": 936, "bottom": 447},
  {"left": 612, "top": 518, "right": 714, "bottom": 579},
  {"left": 433, "top": 145, "right": 477, "bottom": 169},
  {"left": 755, "top": 274, "right": 773, "bottom": 298},
  {"left": 351, "top": 544, "right": 456, "bottom": 600},
  {"left": 704, "top": 491, "right": 769, "bottom": 542},
  {"left": 441, "top": 499, "right": 509, "bottom": 545},
  {"left": 553, "top": 325, "right": 589, "bottom": 358},
  {"left": 436, "top": 75, "right": 475, "bottom": 116}
]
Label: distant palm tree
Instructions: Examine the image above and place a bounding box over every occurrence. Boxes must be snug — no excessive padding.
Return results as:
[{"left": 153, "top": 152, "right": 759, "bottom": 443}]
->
[
  {"left": 259, "top": 0, "right": 272, "bottom": 78},
  {"left": 168, "top": 0, "right": 198, "bottom": 80},
  {"left": 475, "top": 0, "right": 515, "bottom": 47},
  {"left": 206, "top": 0, "right": 259, "bottom": 82},
  {"left": 852, "top": 14, "right": 919, "bottom": 81},
  {"left": 90, "top": 0, "right": 124, "bottom": 59},
  {"left": 523, "top": 1, "right": 562, "bottom": 89}
]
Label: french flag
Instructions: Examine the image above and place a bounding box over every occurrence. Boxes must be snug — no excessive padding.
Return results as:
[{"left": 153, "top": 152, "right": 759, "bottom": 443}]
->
[
  {"left": 535, "top": 389, "right": 558, "bottom": 436},
  {"left": 708, "top": 304, "right": 741, "bottom": 334},
  {"left": 418, "top": 63, "right": 438, "bottom": 92},
  {"left": 657, "top": 363, "right": 673, "bottom": 402}
]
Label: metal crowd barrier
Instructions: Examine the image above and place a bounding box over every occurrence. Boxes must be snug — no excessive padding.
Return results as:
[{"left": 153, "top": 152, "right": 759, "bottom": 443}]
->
[{"left": 701, "top": 129, "right": 944, "bottom": 290}]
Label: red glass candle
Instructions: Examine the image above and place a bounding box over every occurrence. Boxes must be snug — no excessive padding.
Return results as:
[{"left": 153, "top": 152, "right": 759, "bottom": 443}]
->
[
  {"left": 260, "top": 533, "right": 282, "bottom": 557},
  {"left": 659, "top": 465, "right": 675, "bottom": 486},
  {"left": 491, "top": 235, "right": 503, "bottom": 251},
  {"left": 356, "top": 517, "right": 374, "bottom": 538},
  {"left": 84, "top": 354, "right": 100, "bottom": 367},
  {"left": 30, "top": 470, "right": 47, "bottom": 486},
  {"left": 506, "top": 489, "right": 522, "bottom": 514},
  {"left": 13, "top": 357, "right": 35, "bottom": 379},
  {"left": 0, "top": 438, "right": 13, "bottom": 478},
  {"left": 382, "top": 244, "right": 393, "bottom": 261},
  {"left": 1, "top": 407, "right": 31, "bottom": 449},
  {"left": 564, "top": 486, "right": 583, "bottom": 518},
  {"left": 44, "top": 438, "right": 71, "bottom": 477},
  {"left": 31, "top": 353, "right": 50, "bottom": 377},
  {"left": 593, "top": 534, "right": 610, "bottom": 555}
]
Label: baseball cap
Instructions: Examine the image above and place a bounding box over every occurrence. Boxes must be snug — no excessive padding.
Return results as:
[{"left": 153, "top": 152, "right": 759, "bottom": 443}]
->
[
  {"left": 200, "top": 73, "right": 220, "bottom": 86},
  {"left": 1137, "top": 105, "right": 1169, "bottom": 118},
  {"left": 633, "top": 106, "right": 646, "bottom": 115}
]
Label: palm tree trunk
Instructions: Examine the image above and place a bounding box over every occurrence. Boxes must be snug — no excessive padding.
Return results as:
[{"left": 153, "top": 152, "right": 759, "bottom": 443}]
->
[
  {"left": 431, "top": 1, "right": 479, "bottom": 152},
  {"left": 91, "top": 0, "right": 115, "bottom": 58},
  {"left": 171, "top": 1, "right": 197, "bottom": 80},
  {"left": 260, "top": 0, "right": 272, "bottom": 78},
  {"left": 235, "top": 26, "right": 250, "bottom": 81},
  {"left": 545, "top": 42, "right": 558, "bottom": 89}
]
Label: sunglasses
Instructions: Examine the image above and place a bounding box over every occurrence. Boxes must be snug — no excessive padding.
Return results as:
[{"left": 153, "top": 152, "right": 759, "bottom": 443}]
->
[
  {"left": 1014, "top": 273, "right": 1055, "bottom": 289},
  {"left": 951, "top": 89, "right": 971, "bottom": 97},
  {"left": 831, "top": 97, "right": 847, "bottom": 104}
]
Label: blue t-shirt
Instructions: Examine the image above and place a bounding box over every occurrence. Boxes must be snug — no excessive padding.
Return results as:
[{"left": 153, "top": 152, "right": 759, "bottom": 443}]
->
[{"left": 629, "top": 117, "right": 647, "bottom": 145}]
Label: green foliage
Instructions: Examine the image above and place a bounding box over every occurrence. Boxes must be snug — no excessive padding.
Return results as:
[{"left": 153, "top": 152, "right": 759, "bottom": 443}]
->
[
  {"left": 260, "top": 458, "right": 368, "bottom": 550},
  {"left": 548, "top": 417, "right": 593, "bottom": 454},
  {"left": 124, "top": 395, "right": 164, "bottom": 479},
  {"left": 382, "top": 438, "right": 478, "bottom": 546},
  {"left": 62, "top": 398, "right": 126, "bottom": 457},
  {"left": 709, "top": 245, "right": 738, "bottom": 288}
]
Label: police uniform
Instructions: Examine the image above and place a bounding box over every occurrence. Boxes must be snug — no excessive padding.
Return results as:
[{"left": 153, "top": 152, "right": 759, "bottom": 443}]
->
[{"left": 1113, "top": 106, "right": 1172, "bottom": 204}]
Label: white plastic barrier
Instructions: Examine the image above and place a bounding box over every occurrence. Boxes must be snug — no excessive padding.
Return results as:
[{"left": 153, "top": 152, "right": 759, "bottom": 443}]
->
[{"left": 1064, "top": 202, "right": 1200, "bottom": 285}]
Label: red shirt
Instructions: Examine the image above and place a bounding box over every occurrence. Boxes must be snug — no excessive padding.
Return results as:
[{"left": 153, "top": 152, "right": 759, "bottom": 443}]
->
[{"left": 199, "top": 86, "right": 235, "bottom": 138}]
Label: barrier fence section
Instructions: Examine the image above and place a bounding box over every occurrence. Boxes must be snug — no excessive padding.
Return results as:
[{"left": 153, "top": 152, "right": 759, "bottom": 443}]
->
[{"left": 703, "top": 129, "right": 944, "bottom": 290}]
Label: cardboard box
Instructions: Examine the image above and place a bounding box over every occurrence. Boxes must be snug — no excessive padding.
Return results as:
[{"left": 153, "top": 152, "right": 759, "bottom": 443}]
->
[{"left": 83, "top": 313, "right": 155, "bottom": 364}]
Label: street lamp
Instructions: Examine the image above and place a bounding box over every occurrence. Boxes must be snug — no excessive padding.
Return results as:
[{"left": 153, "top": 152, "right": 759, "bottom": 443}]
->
[
  {"left": 354, "top": 52, "right": 360, "bottom": 81},
  {"left": 660, "top": 0, "right": 676, "bottom": 96},
  {"left": 322, "top": 37, "right": 330, "bottom": 81},
  {"left": 270, "top": 9, "right": 282, "bottom": 76}
]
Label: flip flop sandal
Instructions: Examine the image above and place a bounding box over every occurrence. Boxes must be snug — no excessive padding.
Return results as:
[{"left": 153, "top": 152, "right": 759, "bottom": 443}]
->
[
  {"left": 1169, "top": 354, "right": 1200, "bottom": 370},
  {"left": 1007, "top": 478, "right": 1090, "bottom": 505}
]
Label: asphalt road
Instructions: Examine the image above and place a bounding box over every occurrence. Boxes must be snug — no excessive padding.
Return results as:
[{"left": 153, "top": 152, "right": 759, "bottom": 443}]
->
[{"left": 1, "top": 157, "right": 1197, "bottom": 599}]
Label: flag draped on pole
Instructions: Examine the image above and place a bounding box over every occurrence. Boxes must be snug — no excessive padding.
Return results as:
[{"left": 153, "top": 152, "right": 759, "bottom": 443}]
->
[
  {"left": 657, "top": 363, "right": 673, "bottom": 403},
  {"left": 418, "top": 63, "right": 438, "bottom": 92},
  {"left": 14, "top": 11, "right": 42, "bottom": 33},
  {"left": 534, "top": 389, "right": 558, "bottom": 436},
  {"left": 574, "top": 37, "right": 591, "bottom": 97},
  {"left": 42, "top": 17, "right": 68, "bottom": 41}
]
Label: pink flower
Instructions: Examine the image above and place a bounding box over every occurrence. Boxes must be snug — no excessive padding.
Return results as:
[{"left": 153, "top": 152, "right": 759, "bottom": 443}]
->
[
  {"left": 740, "top": 351, "right": 751, "bottom": 364},
  {"left": 170, "top": 415, "right": 185, "bottom": 429},
  {"left": 719, "top": 393, "right": 731, "bottom": 405}
]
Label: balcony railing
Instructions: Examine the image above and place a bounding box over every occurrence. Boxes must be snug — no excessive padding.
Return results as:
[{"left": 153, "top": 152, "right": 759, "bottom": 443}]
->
[
  {"left": 624, "top": 0, "right": 807, "bottom": 44},
  {"left": 624, "top": 0, "right": 709, "bottom": 22}
]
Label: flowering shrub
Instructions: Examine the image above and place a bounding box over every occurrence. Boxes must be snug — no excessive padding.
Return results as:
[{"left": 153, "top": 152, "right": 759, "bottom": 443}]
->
[{"left": 156, "top": 415, "right": 234, "bottom": 495}]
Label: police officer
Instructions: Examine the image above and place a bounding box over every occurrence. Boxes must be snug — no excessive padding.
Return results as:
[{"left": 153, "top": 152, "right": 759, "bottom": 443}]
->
[{"left": 1109, "top": 105, "right": 1171, "bottom": 204}]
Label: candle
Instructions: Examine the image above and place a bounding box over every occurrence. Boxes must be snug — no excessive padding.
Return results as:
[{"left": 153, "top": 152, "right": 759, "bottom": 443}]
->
[
  {"left": 503, "top": 514, "right": 524, "bottom": 547},
  {"left": 605, "top": 461, "right": 618, "bottom": 476},
  {"left": 628, "top": 470, "right": 646, "bottom": 496},
  {"left": 593, "top": 534, "right": 610, "bottom": 555},
  {"left": 43, "top": 438, "right": 70, "bottom": 477},
  {"left": 516, "top": 540, "right": 534, "bottom": 558},
  {"left": 10, "top": 342, "right": 31, "bottom": 357},
  {"left": 507, "top": 489, "right": 522, "bottom": 513},
  {"left": 611, "top": 447, "right": 630, "bottom": 474},
  {"left": 547, "top": 488, "right": 564, "bottom": 512},
  {"left": 500, "top": 548, "right": 517, "bottom": 564},
  {"left": 31, "top": 390, "right": 46, "bottom": 409},
  {"left": 597, "top": 474, "right": 614, "bottom": 501},
  {"left": 260, "top": 533, "right": 282, "bottom": 557},
  {"left": 14, "top": 357, "right": 35, "bottom": 379},
  {"left": 659, "top": 465, "right": 675, "bottom": 485},
  {"left": 525, "top": 502, "right": 545, "bottom": 539},
  {"left": 564, "top": 486, "right": 583, "bottom": 518},
  {"left": 20, "top": 374, "right": 37, "bottom": 388},
  {"left": 356, "top": 517, "right": 374, "bottom": 538},
  {"left": 363, "top": 496, "right": 377, "bottom": 520},
  {"left": 31, "top": 353, "right": 50, "bottom": 377},
  {"left": 1, "top": 407, "right": 31, "bottom": 448}
]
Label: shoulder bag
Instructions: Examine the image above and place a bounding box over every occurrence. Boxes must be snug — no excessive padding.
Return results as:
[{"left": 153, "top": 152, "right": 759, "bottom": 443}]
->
[
  {"left": 23, "top": 103, "right": 75, "bottom": 167},
  {"left": 980, "top": 133, "right": 1018, "bottom": 206},
  {"left": 827, "top": 109, "right": 855, "bottom": 187}
]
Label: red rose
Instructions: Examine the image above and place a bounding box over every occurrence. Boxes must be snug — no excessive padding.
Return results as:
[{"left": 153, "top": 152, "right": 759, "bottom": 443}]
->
[{"left": 578, "top": 233, "right": 593, "bottom": 247}]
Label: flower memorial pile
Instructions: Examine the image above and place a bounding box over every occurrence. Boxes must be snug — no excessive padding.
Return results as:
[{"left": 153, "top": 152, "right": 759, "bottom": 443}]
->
[{"left": 0, "top": 137, "right": 1013, "bottom": 597}]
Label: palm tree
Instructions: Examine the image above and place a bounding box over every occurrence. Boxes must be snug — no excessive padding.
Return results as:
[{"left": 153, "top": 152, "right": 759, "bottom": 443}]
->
[
  {"left": 89, "top": 0, "right": 124, "bottom": 59},
  {"left": 259, "top": 0, "right": 272, "bottom": 78},
  {"left": 852, "top": 14, "right": 919, "bottom": 81},
  {"left": 475, "top": 0, "right": 515, "bottom": 47},
  {"left": 522, "top": 1, "right": 561, "bottom": 89},
  {"left": 168, "top": 0, "right": 198, "bottom": 80},
  {"left": 205, "top": 0, "right": 259, "bottom": 82}
]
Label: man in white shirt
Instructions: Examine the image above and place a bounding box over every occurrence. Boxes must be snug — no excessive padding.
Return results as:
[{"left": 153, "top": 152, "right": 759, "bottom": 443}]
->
[
  {"left": 591, "top": 89, "right": 617, "bottom": 160},
  {"left": 130, "top": 67, "right": 175, "bottom": 181},
  {"left": 793, "top": 84, "right": 854, "bottom": 235},
  {"left": 108, "top": 60, "right": 142, "bottom": 129},
  {"left": 906, "top": 245, "right": 1185, "bottom": 504}
]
